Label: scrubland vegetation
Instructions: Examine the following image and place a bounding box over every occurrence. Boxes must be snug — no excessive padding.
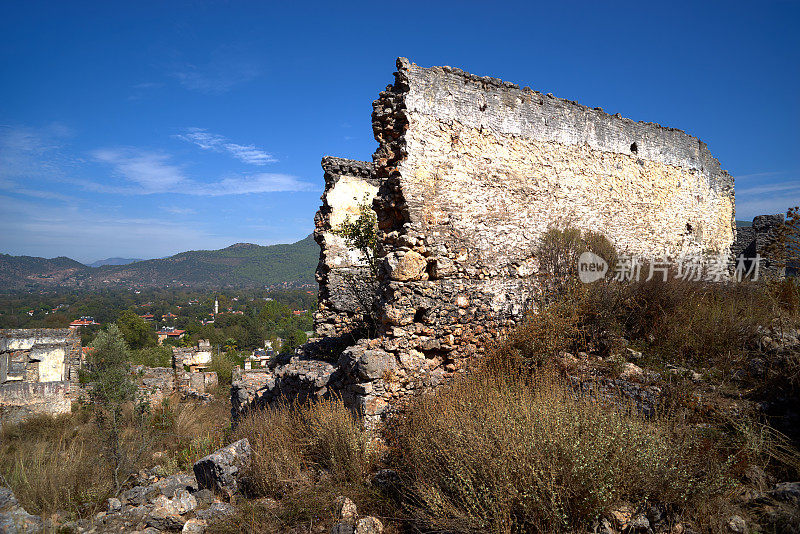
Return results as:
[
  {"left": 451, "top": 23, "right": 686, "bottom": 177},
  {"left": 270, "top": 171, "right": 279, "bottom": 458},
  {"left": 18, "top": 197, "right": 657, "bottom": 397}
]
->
[{"left": 2, "top": 228, "right": 799, "bottom": 533}]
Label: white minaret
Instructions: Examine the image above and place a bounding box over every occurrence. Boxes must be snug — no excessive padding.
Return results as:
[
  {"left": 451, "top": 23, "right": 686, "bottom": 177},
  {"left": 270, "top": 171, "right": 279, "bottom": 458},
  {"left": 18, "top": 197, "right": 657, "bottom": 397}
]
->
[{"left": 214, "top": 298, "right": 218, "bottom": 315}]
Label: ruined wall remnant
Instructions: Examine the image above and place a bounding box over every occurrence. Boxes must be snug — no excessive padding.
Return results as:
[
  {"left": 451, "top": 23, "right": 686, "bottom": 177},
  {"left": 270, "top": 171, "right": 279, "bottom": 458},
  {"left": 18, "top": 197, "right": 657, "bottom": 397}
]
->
[
  {"left": 234, "top": 58, "right": 737, "bottom": 426},
  {"left": 313, "top": 157, "right": 381, "bottom": 344},
  {"left": 0, "top": 329, "right": 82, "bottom": 422},
  {"left": 733, "top": 214, "right": 786, "bottom": 278}
]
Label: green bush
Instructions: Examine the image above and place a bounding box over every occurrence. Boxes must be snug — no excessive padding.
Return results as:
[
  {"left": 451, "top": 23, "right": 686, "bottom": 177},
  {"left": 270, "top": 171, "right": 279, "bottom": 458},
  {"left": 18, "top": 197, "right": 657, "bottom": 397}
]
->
[
  {"left": 130, "top": 346, "right": 172, "bottom": 367},
  {"left": 208, "top": 351, "right": 240, "bottom": 386}
]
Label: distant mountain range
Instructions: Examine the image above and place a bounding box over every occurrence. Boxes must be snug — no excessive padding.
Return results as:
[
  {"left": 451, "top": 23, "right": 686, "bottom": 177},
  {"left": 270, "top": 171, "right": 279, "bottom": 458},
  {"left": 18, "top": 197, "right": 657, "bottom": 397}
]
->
[
  {"left": 87, "top": 257, "right": 143, "bottom": 268},
  {"left": 0, "top": 235, "right": 318, "bottom": 292}
]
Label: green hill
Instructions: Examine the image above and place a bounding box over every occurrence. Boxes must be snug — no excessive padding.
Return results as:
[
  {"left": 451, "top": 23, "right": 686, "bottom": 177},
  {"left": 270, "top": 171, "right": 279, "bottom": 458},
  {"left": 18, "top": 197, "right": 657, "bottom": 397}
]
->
[{"left": 0, "top": 235, "right": 318, "bottom": 292}]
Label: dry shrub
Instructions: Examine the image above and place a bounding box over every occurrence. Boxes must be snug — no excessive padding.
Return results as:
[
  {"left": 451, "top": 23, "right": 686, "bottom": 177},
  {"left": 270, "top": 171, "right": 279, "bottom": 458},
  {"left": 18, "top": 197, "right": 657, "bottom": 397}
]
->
[
  {"left": 0, "top": 395, "right": 233, "bottom": 518},
  {"left": 147, "top": 395, "right": 232, "bottom": 474},
  {"left": 535, "top": 227, "right": 617, "bottom": 303},
  {"left": 0, "top": 412, "right": 112, "bottom": 517},
  {"left": 235, "top": 396, "right": 375, "bottom": 498},
  {"left": 390, "top": 368, "right": 730, "bottom": 533},
  {"left": 591, "top": 278, "right": 778, "bottom": 368},
  {"left": 211, "top": 397, "right": 392, "bottom": 534}
]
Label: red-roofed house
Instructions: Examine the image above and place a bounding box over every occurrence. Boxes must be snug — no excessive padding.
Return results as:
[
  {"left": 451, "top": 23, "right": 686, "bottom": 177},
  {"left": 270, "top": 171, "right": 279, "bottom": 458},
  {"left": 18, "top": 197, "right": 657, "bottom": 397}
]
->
[
  {"left": 156, "top": 327, "right": 186, "bottom": 345},
  {"left": 69, "top": 317, "right": 99, "bottom": 328}
]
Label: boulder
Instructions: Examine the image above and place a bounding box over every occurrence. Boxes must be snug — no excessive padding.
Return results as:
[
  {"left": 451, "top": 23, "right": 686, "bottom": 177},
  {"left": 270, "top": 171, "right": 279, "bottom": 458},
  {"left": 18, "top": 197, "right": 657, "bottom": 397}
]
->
[
  {"left": 122, "top": 485, "right": 153, "bottom": 506},
  {"left": 146, "top": 506, "right": 186, "bottom": 531},
  {"left": 172, "top": 489, "right": 197, "bottom": 515},
  {"left": 194, "top": 502, "right": 235, "bottom": 521},
  {"left": 0, "top": 486, "right": 43, "bottom": 534},
  {"left": 355, "top": 516, "right": 384, "bottom": 534},
  {"left": 356, "top": 350, "right": 396, "bottom": 381},
  {"left": 193, "top": 439, "right": 252, "bottom": 496}
]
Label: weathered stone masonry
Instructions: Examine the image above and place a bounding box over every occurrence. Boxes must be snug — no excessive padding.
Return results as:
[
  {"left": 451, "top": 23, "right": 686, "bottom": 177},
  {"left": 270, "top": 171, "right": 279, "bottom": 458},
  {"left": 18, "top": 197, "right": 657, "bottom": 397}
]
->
[
  {"left": 0, "top": 328, "right": 82, "bottom": 423},
  {"left": 313, "top": 157, "right": 379, "bottom": 345},
  {"left": 233, "top": 58, "right": 737, "bottom": 426}
]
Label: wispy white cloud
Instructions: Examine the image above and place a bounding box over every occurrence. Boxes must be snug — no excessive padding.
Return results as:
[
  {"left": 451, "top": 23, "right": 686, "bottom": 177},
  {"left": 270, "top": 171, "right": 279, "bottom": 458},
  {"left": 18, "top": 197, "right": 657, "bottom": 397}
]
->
[
  {"left": 175, "top": 128, "right": 276, "bottom": 165},
  {"left": 162, "top": 205, "right": 196, "bottom": 215},
  {"left": 737, "top": 181, "right": 800, "bottom": 196},
  {"left": 92, "top": 148, "right": 186, "bottom": 192},
  {"left": 170, "top": 51, "right": 259, "bottom": 95},
  {"left": 0, "top": 195, "right": 237, "bottom": 263},
  {"left": 734, "top": 171, "right": 799, "bottom": 220},
  {"left": 90, "top": 147, "right": 311, "bottom": 196},
  {"left": 0, "top": 123, "right": 75, "bottom": 180}
]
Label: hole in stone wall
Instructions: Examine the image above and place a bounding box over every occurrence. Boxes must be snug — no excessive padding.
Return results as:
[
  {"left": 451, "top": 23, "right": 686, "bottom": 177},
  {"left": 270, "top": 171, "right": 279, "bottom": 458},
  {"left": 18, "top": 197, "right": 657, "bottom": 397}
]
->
[
  {"left": 686, "top": 222, "right": 693, "bottom": 233},
  {"left": 479, "top": 103, "right": 487, "bottom": 111},
  {"left": 630, "top": 142, "right": 639, "bottom": 154},
  {"left": 414, "top": 308, "right": 427, "bottom": 323}
]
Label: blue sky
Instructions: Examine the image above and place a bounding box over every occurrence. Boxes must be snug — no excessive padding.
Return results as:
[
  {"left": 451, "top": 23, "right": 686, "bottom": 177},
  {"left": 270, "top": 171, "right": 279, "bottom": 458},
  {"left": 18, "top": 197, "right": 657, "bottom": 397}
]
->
[{"left": 1, "top": 0, "right": 798, "bottom": 263}]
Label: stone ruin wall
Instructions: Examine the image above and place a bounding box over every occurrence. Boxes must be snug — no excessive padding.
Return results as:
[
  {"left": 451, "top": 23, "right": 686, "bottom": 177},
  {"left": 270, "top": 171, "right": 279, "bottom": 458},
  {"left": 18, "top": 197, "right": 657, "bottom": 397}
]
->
[
  {"left": 0, "top": 328, "right": 82, "bottom": 423},
  {"left": 343, "top": 58, "right": 736, "bottom": 423},
  {"left": 313, "top": 157, "right": 380, "bottom": 346},
  {"left": 234, "top": 58, "right": 737, "bottom": 426}
]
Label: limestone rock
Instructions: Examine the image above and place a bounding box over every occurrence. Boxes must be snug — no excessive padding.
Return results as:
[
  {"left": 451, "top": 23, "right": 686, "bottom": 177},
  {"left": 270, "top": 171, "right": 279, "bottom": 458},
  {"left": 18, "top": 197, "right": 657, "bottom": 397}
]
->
[
  {"left": 0, "top": 486, "right": 43, "bottom": 534},
  {"left": 356, "top": 350, "right": 396, "bottom": 381},
  {"left": 152, "top": 472, "right": 198, "bottom": 499},
  {"left": 172, "top": 489, "right": 197, "bottom": 515},
  {"left": 193, "top": 439, "right": 252, "bottom": 496},
  {"left": 107, "top": 497, "right": 122, "bottom": 513},
  {"left": 355, "top": 516, "right": 384, "bottom": 534},
  {"left": 194, "top": 502, "right": 235, "bottom": 521},
  {"left": 386, "top": 251, "right": 427, "bottom": 281},
  {"left": 182, "top": 518, "right": 207, "bottom": 534},
  {"left": 333, "top": 495, "right": 358, "bottom": 523},
  {"left": 146, "top": 506, "right": 186, "bottom": 531}
]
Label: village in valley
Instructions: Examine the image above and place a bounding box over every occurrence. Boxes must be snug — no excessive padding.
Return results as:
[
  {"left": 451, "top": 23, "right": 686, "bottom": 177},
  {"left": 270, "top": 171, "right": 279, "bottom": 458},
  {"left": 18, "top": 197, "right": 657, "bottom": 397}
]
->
[{"left": 1, "top": 2, "right": 799, "bottom": 534}]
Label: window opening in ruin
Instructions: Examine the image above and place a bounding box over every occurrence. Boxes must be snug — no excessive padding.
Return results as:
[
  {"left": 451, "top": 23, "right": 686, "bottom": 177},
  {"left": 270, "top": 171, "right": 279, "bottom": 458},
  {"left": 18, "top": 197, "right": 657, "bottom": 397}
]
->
[{"left": 630, "top": 142, "right": 639, "bottom": 154}]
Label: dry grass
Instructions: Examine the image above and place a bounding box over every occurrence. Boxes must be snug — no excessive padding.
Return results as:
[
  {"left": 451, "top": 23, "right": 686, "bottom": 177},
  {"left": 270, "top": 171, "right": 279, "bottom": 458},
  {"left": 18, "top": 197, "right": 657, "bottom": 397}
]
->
[
  {"left": 208, "top": 397, "right": 396, "bottom": 533},
  {"left": 0, "top": 395, "right": 232, "bottom": 518},
  {"left": 0, "top": 412, "right": 112, "bottom": 518},
  {"left": 234, "top": 396, "right": 376, "bottom": 497},
  {"left": 389, "top": 366, "right": 731, "bottom": 533}
]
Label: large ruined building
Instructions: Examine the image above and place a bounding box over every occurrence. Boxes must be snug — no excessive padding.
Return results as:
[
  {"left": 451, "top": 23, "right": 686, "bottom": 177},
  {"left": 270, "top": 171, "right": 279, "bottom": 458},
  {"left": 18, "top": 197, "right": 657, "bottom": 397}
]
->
[
  {"left": 233, "top": 58, "right": 736, "bottom": 425},
  {"left": 0, "top": 328, "right": 83, "bottom": 423}
]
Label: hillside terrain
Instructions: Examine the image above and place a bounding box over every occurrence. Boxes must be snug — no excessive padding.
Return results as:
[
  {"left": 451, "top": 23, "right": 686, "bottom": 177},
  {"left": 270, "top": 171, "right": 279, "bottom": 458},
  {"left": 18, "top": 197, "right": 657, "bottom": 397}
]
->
[
  {"left": 87, "top": 257, "right": 143, "bottom": 268},
  {"left": 0, "top": 235, "right": 318, "bottom": 291}
]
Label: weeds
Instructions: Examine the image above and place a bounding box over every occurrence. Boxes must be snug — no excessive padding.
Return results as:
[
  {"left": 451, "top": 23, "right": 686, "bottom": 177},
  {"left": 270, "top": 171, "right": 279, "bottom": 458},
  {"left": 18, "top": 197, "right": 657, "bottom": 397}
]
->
[{"left": 390, "top": 367, "right": 731, "bottom": 533}]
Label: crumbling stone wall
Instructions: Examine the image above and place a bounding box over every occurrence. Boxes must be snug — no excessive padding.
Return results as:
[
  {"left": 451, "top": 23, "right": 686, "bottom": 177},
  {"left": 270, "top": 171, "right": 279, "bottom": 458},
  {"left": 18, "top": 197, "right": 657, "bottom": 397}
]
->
[
  {"left": 345, "top": 58, "right": 735, "bottom": 423},
  {"left": 0, "top": 329, "right": 82, "bottom": 422},
  {"left": 733, "top": 214, "right": 786, "bottom": 278},
  {"left": 313, "top": 157, "right": 380, "bottom": 344},
  {"left": 234, "top": 58, "right": 737, "bottom": 426}
]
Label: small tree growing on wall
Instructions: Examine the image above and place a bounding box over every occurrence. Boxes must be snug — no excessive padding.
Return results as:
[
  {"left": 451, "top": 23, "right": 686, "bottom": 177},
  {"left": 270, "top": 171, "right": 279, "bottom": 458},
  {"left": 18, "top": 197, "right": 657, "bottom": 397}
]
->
[{"left": 332, "top": 194, "right": 381, "bottom": 338}]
